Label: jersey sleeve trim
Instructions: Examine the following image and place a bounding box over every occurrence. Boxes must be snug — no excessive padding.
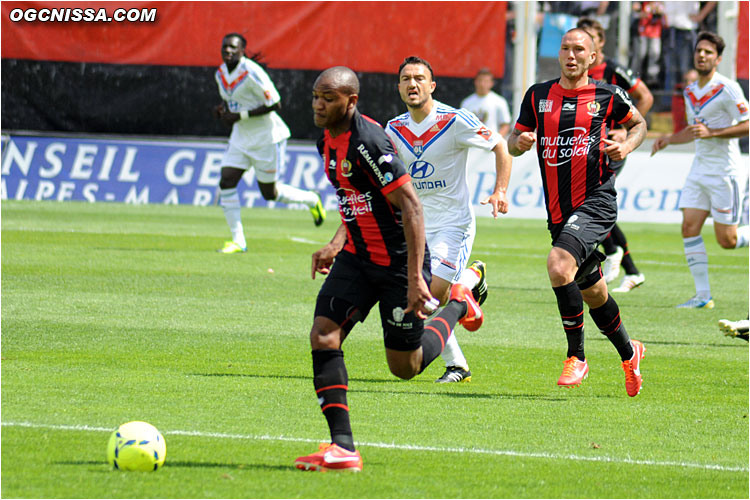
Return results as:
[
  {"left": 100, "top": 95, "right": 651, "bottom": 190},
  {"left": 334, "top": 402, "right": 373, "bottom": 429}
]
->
[
  {"left": 514, "top": 123, "right": 534, "bottom": 132},
  {"left": 381, "top": 174, "right": 411, "bottom": 195},
  {"left": 627, "top": 78, "right": 643, "bottom": 93},
  {"left": 616, "top": 109, "right": 634, "bottom": 125}
]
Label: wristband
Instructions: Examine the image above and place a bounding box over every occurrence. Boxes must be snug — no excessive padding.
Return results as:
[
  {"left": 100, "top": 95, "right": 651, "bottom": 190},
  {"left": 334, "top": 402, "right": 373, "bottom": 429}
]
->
[
  {"left": 240, "top": 110, "right": 249, "bottom": 120},
  {"left": 424, "top": 297, "right": 440, "bottom": 314}
]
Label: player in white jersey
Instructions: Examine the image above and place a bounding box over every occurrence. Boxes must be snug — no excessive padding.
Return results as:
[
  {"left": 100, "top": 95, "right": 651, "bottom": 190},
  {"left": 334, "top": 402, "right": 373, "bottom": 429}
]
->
[
  {"left": 652, "top": 32, "right": 750, "bottom": 309},
  {"left": 460, "top": 68, "right": 512, "bottom": 137},
  {"left": 386, "top": 56, "right": 513, "bottom": 382},
  {"left": 213, "top": 33, "right": 325, "bottom": 254}
]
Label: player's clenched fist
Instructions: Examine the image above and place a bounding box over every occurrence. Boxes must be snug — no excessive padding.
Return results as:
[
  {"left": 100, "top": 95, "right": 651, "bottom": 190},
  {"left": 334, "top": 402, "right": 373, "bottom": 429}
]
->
[
  {"left": 508, "top": 130, "right": 537, "bottom": 156},
  {"left": 516, "top": 131, "right": 537, "bottom": 151}
]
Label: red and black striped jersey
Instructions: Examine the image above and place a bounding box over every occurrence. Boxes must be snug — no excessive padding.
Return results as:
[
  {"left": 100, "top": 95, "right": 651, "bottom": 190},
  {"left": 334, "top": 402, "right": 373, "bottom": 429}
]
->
[
  {"left": 588, "top": 59, "right": 642, "bottom": 131},
  {"left": 515, "top": 78, "right": 634, "bottom": 224},
  {"left": 317, "top": 110, "right": 412, "bottom": 267},
  {"left": 588, "top": 59, "right": 640, "bottom": 93}
]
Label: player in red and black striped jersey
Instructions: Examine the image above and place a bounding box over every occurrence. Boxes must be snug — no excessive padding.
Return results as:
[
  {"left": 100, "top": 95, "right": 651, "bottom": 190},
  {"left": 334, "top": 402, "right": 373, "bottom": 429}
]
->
[
  {"left": 508, "top": 28, "right": 648, "bottom": 397},
  {"left": 578, "top": 17, "right": 654, "bottom": 292},
  {"left": 294, "top": 67, "right": 484, "bottom": 472}
]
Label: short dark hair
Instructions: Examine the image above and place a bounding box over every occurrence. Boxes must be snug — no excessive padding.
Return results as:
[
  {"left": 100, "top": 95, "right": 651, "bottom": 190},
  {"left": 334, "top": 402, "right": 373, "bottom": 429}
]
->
[
  {"left": 223, "top": 32, "right": 247, "bottom": 49},
  {"left": 577, "top": 17, "right": 605, "bottom": 44},
  {"left": 398, "top": 56, "right": 434, "bottom": 80},
  {"left": 223, "top": 32, "right": 263, "bottom": 62},
  {"left": 475, "top": 67, "right": 494, "bottom": 78},
  {"left": 695, "top": 31, "right": 725, "bottom": 56}
]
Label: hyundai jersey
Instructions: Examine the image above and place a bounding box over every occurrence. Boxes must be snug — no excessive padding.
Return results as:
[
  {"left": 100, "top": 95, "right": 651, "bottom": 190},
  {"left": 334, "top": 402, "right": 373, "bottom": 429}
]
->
[
  {"left": 386, "top": 101, "right": 500, "bottom": 232},
  {"left": 515, "top": 79, "right": 634, "bottom": 224},
  {"left": 683, "top": 72, "right": 750, "bottom": 177},
  {"left": 215, "top": 56, "right": 290, "bottom": 152},
  {"left": 317, "top": 111, "right": 413, "bottom": 267}
]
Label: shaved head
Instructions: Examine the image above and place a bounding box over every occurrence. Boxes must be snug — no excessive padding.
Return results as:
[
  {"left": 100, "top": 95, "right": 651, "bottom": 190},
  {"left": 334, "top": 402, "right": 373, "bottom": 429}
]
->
[
  {"left": 564, "top": 28, "right": 596, "bottom": 51},
  {"left": 313, "top": 66, "right": 360, "bottom": 96}
]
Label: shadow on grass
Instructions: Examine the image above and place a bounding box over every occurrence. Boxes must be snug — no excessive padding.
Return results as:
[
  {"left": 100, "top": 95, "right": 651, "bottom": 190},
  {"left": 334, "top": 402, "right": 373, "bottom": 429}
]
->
[
  {"left": 190, "top": 373, "right": 610, "bottom": 400},
  {"left": 191, "top": 373, "right": 398, "bottom": 384},
  {"left": 348, "top": 388, "right": 575, "bottom": 401},
  {"left": 587, "top": 337, "right": 747, "bottom": 348},
  {"left": 54, "top": 460, "right": 290, "bottom": 471}
]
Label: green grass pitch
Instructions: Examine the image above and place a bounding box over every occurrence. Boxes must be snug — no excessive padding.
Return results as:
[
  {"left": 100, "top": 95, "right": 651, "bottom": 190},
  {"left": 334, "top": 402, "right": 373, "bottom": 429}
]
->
[{"left": 2, "top": 200, "right": 748, "bottom": 498}]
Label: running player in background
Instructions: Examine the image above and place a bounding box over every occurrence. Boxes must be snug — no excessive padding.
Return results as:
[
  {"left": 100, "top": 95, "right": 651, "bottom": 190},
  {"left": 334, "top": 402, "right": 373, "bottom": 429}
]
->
[
  {"left": 460, "top": 67, "right": 512, "bottom": 137},
  {"left": 652, "top": 32, "right": 750, "bottom": 309},
  {"left": 213, "top": 33, "right": 325, "bottom": 254},
  {"left": 508, "top": 28, "right": 648, "bottom": 397},
  {"left": 386, "top": 56, "right": 513, "bottom": 383},
  {"left": 294, "top": 67, "right": 483, "bottom": 472},
  {"left": 577, "top": 17, "right": 654, "bottom": 293}
]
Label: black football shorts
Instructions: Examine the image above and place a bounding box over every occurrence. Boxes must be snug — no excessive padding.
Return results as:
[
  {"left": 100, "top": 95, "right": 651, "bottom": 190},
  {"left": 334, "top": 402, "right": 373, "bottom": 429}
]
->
[{"left": 314, "top": 250, "right": 432, "bottom": 351}]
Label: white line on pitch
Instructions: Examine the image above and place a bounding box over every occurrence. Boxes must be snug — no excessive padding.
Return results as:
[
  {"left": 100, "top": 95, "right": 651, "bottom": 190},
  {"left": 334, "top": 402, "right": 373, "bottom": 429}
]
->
[{"left": 3, "top": 421, "right": 746, "bottom": 473}]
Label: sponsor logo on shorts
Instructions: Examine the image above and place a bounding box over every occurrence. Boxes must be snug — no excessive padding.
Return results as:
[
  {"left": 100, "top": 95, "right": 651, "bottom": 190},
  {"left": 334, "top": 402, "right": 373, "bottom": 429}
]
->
[
  {"left": 392, "top": 307, "right": 405, "bottom": 323},
  {"left": 565, "top": 214, "right": 580, "bottom": 231}
]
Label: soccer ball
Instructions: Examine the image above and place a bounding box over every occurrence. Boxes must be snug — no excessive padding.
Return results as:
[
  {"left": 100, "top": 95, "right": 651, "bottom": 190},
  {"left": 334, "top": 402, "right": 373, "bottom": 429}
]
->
[{"left": 107, "top": 421, "right": 166, "bottom": 471}]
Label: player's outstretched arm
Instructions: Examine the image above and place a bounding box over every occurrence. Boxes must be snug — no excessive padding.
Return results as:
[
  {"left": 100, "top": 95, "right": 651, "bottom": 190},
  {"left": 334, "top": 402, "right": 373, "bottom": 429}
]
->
[
  {"left": 651, "top": 126, "right": 694, "bottom": 155},
  {"left": 386, "top": 183, "right": 434, "bottom": 319},
  {"left": 311, "top": 224, "right": 346, "bottom": 279},
  {"left": 481, "top": 139, "right": 513, "bottom": 218},
  {"left": 693, "top": 119, "right": 749, "bottom": 140}
]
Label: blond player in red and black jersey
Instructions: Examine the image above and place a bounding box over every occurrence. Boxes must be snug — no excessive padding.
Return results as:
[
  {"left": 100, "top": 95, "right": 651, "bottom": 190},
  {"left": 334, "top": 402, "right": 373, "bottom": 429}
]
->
[
  {"left": 508, "top": 28, "right": 648, "bottom": 397},
  {"left": 578, "top": 17, "right": 654, "bottom": 293},
  {"left": 293, "top": 67, "right": 484, "bottom": 473}
]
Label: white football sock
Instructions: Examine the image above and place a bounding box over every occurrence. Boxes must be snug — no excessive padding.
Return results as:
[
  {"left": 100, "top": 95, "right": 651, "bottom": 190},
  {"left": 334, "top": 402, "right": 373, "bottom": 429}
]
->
[
  {"left": 735, "top": 225, "right": 749, "bottom": 248},
  {"left": 275, "top": 183, "right": 318, "bottom": 207},
  {"left": 220, "top": 188, "right": 246, "bottom": 248},
  {"left": 683, "top": 235, "right": 710, "bottom": 298},
  {"left": 459, "top": 267, "right": 480, "bottom": 290},
  {"left": 440, "top": 331, "right": 468, "bottom": 370}
]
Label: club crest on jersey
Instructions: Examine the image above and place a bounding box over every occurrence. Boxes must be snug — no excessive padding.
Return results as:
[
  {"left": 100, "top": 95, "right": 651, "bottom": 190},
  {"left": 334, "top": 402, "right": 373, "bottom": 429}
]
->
[
  {"left": 539, "top": 99, "right": 553, "bottom": 113},
  {"left": 586, "top": 101, "right": 601, "bottom": 117},
  {"left": 340, "top": 159, "right": 353, "bottom": 177},
  {"left": 413, "top": 140, "right": 424, "bottom": 155}
]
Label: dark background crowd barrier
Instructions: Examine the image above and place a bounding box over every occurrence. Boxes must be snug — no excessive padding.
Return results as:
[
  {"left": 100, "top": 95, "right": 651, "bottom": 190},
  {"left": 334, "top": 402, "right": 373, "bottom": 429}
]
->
[{"left": 1, "top": 1, "right": 507, "bottom": 139}]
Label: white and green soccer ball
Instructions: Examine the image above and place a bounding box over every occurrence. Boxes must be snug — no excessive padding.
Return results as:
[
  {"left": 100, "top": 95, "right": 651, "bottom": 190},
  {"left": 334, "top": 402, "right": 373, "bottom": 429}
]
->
[{"left": 107, "top": 421, "right": 166, "bottom": 471}]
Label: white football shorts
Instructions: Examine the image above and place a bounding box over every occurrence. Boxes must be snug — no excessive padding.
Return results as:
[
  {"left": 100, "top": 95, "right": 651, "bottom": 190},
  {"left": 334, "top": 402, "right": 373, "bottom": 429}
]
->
[
  {"left": 426, "top": 224, "right": 475, "bottom": 284},
  {"left": 679, "top": 172, "right": 745, "bottom": 226},
  {"left": 221, "top": 140, "right": 286, "bottom": 183}
]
